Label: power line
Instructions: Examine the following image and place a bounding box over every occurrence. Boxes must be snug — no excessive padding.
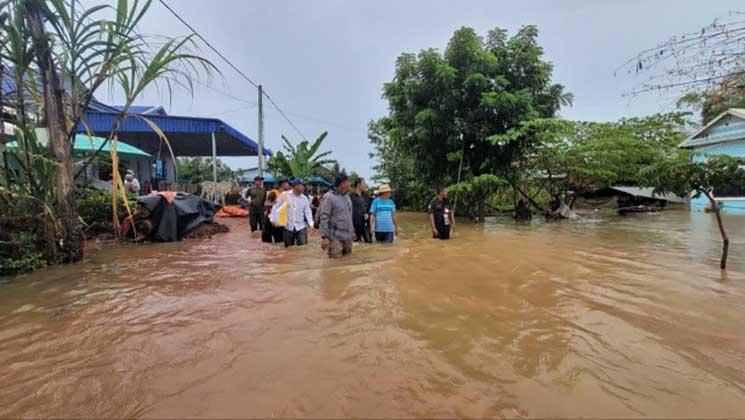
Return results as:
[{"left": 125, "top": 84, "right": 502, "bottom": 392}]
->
[
  {"left": 192, "top": 78, "right": 256, "bottom": 106},
  {"left": 261, "top": 91, "right": 308, "bottom": 140},
  {"left": 202, "top": 104, "right": 257, "bottom": 118},
  {"left": 158, "top": 0, "right": 308, "bottom": 140},
  {"left": 158, "top": 0, "right": 259, "bottom": 89}
]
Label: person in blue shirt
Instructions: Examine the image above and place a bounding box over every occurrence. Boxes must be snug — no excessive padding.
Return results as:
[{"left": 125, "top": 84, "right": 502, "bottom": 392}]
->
[{"left": 369, "top": 184, "right": 399, "bottom": 243}]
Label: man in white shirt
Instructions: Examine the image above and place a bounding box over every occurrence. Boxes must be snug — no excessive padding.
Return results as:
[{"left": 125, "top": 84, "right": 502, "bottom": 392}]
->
[{"left": 275, "top": 178, "right": 314, "bottom": 247}]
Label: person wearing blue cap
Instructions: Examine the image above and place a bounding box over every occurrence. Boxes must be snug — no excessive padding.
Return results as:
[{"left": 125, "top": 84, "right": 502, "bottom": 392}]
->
[{"left": 273, "top": 177, "right": 314, "bottom": 247}]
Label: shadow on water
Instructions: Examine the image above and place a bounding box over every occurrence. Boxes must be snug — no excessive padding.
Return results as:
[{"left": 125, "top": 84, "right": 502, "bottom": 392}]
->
[{"left": 1, "top": 211, "right": 745, "bottom": 417}]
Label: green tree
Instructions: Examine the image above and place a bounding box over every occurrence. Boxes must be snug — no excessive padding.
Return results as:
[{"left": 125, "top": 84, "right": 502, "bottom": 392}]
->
[
  {"left": 495, "top": 113, "right": 691, "bottom": 211},
  {"left": 373, "top": 25, "right": 571, "bottom": 217},
  {"left": 1, "top": 0, "right": 214, "bottom": 266},
  {"left": 268, "top": 131, "right": 336, "bottom": 179},
  {"left": 176, "top": 157, "right": 234, "bottom": 183},
  {"left": 640, "top": 154, "right": 745, "bottom": 270}
]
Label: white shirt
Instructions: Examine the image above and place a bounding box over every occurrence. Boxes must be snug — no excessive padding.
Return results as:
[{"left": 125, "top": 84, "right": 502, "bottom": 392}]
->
[
  {"left": 125, "top": 178, "right": 140, "bottom": 193},
  {"left": 276, "top": 191, "right": 314, "bottom": 231}
]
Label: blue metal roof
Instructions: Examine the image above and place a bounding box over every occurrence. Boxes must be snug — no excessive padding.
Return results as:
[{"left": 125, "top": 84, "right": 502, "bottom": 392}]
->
[
  {"left": 110, "top": 105, "right": 168, "bottom": 116},
  {"left": 78, "top": 110, "right": 271, "bottom": 158}
]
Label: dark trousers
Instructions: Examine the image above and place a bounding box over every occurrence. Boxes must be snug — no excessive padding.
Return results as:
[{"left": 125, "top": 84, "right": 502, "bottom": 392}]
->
[
  {"left": 433, "top": 224, "right": 451, "bottom": 240},
  {"left": 283, "top": 228, "right": 308, "bottom": 247},
  {"left": 375, "top": 231, "right": 394, "bottom": 243},
  {"left": 354, "top": 223, "right": 372, "bottom": 243},
  {"left": 261, "top": 215, "right": 283, "bottom": 243},
  {"left": 249, "top": 208, "right": 264, "bottom": 232}
]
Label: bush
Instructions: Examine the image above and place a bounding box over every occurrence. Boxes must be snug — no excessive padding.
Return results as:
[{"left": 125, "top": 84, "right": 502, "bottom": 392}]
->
[
  {"left": 0, "top": 231, "right": 46, "bottom": 275},
  {"left": 75, "top": 188, "right": 137, "bottom": 234}
]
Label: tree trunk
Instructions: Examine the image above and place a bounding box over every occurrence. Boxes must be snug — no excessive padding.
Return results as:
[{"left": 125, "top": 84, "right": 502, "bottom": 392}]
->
[
  {"left": 705, "top": 192, "right": 729, "bottom": 270},
  {"left": 24, "top": 1, "right": 84, "bottom": 263},
  {"left": 478, "top": 201, "right": 485, "bottom": 223},
  {"left": 508, "top": 178, "right": 548, "bottom": 214}
]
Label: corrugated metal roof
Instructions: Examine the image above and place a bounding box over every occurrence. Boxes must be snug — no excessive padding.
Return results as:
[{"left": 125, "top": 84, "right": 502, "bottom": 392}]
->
[
  {"left": 610, "top": 186, "right": 687, "bottom": 203},
  {"left": 78, "top": 111, "right": 271, "bottom": 157},
  {"left": 110, "top": 105, "right": 168, "bottom": 116},
  {"left": 679, "top": 108, "right": 745, "bottom": 148}
]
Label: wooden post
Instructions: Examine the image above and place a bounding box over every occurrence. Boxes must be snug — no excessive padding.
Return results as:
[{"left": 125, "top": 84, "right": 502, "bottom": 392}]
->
[
  {"left": 211, "top": 131, "right": 217, "bottom": 202},
  {"left": 258, "top": 84, "right": 264, "bottom": 177}
]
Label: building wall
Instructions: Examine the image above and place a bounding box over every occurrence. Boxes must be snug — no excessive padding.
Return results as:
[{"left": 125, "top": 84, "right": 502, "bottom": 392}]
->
[{"left": 690, "top": 139, "right": 745, "bottom": 214}]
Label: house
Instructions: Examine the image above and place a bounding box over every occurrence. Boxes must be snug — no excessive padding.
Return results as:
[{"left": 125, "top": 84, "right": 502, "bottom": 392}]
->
[
  {"left": 679, "top": 108, "right": 745, "bottom": 214},
  {"left": 82, "top": 99, "right": 271, "bottom": 186}
]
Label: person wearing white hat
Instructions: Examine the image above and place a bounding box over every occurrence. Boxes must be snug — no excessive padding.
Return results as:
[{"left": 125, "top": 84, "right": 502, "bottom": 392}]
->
[
  {"left": 369, "top": 184, "right": 399, "bottom": 243},
  {"left": 124, "top": 169, "right": 140, "bottom": 194}
]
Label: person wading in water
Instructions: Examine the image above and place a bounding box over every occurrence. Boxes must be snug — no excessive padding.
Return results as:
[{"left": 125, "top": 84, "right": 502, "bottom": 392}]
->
[
  {"left": 429, "top": 186, "right": 455, "bottom": 240},
  {"left": 319, "top": 173, "right": 355, "bottom": 258},
  {"left": 369, "top": 184, "right": 399, "bottom": 243},
  {"left": 351, "top": 178, "right": 372, "bottom": 243},
  {"left": 273, "top": 178, "right": 314, "bottom": 247},
  {"left": 246, "top": 176, "right": 266, "bottom": 233}
]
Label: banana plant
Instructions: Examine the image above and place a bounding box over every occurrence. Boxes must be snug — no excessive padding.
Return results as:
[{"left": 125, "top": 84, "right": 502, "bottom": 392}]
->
[{"left": 268, "top": 131, "right": 337, "bottom": 179}]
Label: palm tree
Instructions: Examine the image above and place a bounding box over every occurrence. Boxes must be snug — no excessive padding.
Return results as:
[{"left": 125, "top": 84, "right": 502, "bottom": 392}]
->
[{"left": 268, "top": 131, "right": 337, "bottom": 179}]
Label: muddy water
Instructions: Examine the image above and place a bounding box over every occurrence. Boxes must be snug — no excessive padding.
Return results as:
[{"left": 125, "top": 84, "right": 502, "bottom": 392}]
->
[{"left": 1, "top": 211, "right": 745, "bottom": 418}]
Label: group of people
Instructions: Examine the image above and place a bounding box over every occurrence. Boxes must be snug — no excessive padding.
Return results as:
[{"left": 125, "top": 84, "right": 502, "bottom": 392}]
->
[{"left": 243, "top": 172, "right": 456, "bottom": 258}]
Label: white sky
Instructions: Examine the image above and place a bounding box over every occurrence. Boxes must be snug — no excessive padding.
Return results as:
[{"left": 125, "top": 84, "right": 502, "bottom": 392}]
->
[{"left": 91, "top": 0, "right": 744, "bottom": 178}]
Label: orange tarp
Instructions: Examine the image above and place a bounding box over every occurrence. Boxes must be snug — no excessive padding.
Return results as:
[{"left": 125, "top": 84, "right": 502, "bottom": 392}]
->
[{"left": 216, "top": 205, "right": 249, "bottom": 218}]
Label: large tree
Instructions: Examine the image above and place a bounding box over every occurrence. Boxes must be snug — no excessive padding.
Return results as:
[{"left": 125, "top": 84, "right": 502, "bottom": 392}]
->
[
  {"left": 177, "top": 157, "right": 234, "bottom": 183},
  {"left": 373, "top": 25, "right": 571, "bottom": 216},
  {"left": 497, "top": 113, "right": 692, "bottom": 209}
]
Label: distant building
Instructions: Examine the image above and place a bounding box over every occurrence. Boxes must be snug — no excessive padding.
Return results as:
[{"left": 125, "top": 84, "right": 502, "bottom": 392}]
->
[{"left": 679, "top": 108, "right": 745, "bottom": 214}]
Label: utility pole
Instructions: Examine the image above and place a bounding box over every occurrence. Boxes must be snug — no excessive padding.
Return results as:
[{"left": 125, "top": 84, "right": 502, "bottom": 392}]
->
[{"left": 257, "top": 84, "right": 264, "bottom": 177}]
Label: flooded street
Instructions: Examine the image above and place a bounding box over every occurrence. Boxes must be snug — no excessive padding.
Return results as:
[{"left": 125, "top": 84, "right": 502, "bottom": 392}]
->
[{"left": 1, "top": 211, "right": 745, "bottom": 418}]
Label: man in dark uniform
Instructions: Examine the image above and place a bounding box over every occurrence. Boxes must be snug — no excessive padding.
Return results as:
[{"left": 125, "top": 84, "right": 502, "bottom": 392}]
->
[
  {"left": 428, "top": 186, "right": 455, "bottom": 240},
  {"left": 246, "top": 176, "right": 266, "bottom": 232},
  {"left": 350, "top": 178, "right": 372, "bottom": 243}
]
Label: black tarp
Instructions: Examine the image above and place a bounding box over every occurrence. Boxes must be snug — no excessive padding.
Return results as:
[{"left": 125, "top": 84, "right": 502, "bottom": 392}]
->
[{"left": 137, "top": 193, "right": 219, "bottom": 241}]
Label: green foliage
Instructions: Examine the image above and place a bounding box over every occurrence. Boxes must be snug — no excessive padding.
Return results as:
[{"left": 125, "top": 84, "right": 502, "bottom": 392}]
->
[
  {"left": 0, "top": 0, "right": 215, "bottom": 269},
  {"left": 372, "top": 25, "right": 570, "bottom": 213},
  {"left": 176, "top": 157, "right": 234, "bottom": 183},
  {"left": 448, "top": 174, "right": 507, "bottom": 217},
  {"left": 0, "top": 231, "right": 45, "bottom": 275},
  {"left": 639, "top": 154, "right": 745, "bottom": 200},
  {"left": 268, "top": 131, "right": 337, "bottom": 179},
  {"left": 502, "top": 113, "right": 692, "bottom": 206},
  {"left": 75, "top": 188, "right": 137, "bottom": 230}
]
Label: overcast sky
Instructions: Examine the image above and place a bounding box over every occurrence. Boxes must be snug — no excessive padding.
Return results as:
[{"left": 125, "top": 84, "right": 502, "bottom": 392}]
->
[{"left": 98, "top": 0, "right": 743, "bottom": 178}]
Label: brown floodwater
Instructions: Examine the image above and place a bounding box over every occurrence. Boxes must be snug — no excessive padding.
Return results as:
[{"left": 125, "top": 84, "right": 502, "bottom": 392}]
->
[{"left": 1, "top": 211, "right": 745, "bottom": 418}]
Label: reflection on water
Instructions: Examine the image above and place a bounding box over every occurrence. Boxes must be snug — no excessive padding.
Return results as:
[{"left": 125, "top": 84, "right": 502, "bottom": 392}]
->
[{"left": 1, "top": 211, "right": 745, "bottom": 418}]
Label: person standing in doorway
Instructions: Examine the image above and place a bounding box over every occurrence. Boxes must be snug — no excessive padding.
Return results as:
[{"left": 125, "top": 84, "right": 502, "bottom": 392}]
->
[
  {"left": 369, "top": 184, "right": 399, "bottom": 243},
  {"left": 319, "top": 173, "right": 355, "bottom": 258},
  {"left": 273, "top": 178, "right": 314, "bottom": 247},
  {"left": 429, "top": 186, "right": 455, "bottom": 240},
  {"left": 246, "top": 176, "right": 265, "bottom": 233},
  {"left": 351, "top": 178, "right": 372, "bottom": 243}
]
